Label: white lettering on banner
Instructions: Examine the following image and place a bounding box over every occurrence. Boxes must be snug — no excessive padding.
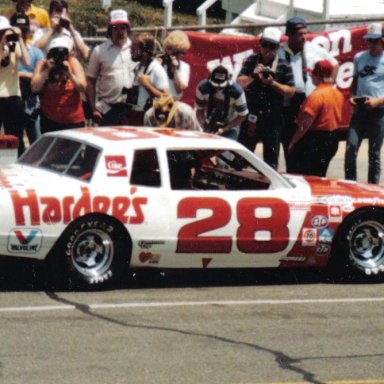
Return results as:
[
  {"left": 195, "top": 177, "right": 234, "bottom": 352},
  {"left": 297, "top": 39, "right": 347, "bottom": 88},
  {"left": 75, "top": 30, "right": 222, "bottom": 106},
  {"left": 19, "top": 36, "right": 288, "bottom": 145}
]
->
[
  {"left": 336, "top": 61, "right": 354, "bottom": 89},
  {"left": 312, "top": 29, "right": 353, "bottom": 57}
]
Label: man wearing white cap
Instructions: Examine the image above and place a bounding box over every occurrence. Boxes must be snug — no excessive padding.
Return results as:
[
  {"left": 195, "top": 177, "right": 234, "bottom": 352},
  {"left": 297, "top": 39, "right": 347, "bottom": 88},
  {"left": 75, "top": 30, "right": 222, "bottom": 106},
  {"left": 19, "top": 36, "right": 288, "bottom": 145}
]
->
[
  {"left": 86, "top": 9, "right": 136, "bottom": 126},
  {"left": 237, "top": 27, "right": 295, "bottom": 170},
  {"left": 0, "top": 15, "right": 30, "bottom": 156},
  {"left": 345, "top": 22, "right": 384, "bottom": 184}
]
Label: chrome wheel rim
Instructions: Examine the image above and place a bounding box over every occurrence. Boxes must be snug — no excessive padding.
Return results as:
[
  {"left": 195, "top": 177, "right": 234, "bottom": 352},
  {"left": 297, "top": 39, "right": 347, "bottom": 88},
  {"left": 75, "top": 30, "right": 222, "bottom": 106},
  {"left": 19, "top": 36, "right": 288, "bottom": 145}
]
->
[
  {"left": 71, "top": 229, "right": 114, "bottom": 278},
  {"left": 349, "top": 220, "right": 384, "bottom": 271}
]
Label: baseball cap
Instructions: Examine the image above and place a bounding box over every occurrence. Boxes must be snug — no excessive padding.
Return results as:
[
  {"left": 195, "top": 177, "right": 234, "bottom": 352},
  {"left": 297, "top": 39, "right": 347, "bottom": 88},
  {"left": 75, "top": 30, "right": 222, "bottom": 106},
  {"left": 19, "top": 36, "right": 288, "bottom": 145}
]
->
[
  {"left": 364, "top": 22, "right": 383, "bottom": 39},
  {"left": 109, "top": 9, "right": 129, "bottom": 25},
  {"left": 285, "top": 16, "right": 307, "bottom": 35},
  {"left": 10, "top": 12, "right": 29, "bottom": 31},
  {"left": 0, "top": 16, "right": 11, "bottom": 31},
  {"left": 260, "top": 27, "right": 281, "bottom": 45},
  {"left": 208, "top": 64, "right": 231, "bottom": 88},
  {"left": 306, "top": 60, "right": 333, "bottom": 78},
  {"left": 47, "top": 36, "right": 73, "bottom": 52}
]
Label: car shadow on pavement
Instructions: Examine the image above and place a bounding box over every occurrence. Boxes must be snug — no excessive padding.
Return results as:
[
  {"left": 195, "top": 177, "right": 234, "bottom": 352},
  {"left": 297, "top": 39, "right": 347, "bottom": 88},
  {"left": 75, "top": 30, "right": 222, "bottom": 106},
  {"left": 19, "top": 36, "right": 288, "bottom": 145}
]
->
[{"left": 0, "top": 257, "right": 380, "bottom": 291}]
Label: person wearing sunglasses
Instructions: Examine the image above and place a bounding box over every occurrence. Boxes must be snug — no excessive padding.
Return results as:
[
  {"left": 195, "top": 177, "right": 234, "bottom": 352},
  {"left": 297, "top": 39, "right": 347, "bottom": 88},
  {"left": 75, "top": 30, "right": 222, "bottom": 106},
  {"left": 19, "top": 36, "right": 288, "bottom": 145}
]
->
[
  {"left": 158, "top": 30, "right": 191, "bottom": 100},
  {"left": 237, "top": 26, "right": 295, "bottom": 170},
  {"left": 0, "top": 15, "right": 30, "bottom": 156}
]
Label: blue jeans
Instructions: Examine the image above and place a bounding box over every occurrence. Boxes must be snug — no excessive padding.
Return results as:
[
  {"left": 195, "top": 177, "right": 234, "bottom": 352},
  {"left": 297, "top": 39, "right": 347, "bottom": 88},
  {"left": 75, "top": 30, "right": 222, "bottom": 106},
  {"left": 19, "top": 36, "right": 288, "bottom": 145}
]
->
[{"left": 345, "top": 108, "right": 384, "bottom": 184}]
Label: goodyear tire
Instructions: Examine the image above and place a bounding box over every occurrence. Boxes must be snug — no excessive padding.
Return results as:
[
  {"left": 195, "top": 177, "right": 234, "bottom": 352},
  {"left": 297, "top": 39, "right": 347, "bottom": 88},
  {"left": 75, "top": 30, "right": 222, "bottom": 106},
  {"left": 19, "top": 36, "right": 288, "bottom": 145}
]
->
[
  {"left": 330, "top": 209, "right": 384, "bottom": 281},
  {"left": 49, "top": 214, "right": 130, "bottom": 289}
]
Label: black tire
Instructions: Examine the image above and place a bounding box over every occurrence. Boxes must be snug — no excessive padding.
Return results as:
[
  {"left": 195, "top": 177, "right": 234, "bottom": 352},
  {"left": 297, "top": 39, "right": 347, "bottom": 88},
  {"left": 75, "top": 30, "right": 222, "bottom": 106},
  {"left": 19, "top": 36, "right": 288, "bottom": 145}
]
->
[
  {"left": 329, "top": 208, "right": 384, "bottom": 281},
  {"left": 48, "top": 214, "right": 130, "bottom": 289}
]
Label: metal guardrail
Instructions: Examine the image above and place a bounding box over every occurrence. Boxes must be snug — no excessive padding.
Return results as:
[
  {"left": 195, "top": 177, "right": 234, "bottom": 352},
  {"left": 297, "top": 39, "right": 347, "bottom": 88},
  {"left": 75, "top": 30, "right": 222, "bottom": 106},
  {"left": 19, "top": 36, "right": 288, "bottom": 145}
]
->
[{"left": 83, "top": 15, "right": 384, "bottom": 44}]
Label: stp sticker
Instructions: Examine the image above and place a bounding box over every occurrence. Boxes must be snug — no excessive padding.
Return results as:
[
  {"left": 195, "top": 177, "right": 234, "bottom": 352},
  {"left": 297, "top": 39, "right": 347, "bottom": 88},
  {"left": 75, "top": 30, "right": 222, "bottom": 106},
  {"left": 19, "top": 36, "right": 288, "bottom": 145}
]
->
[
  {"left": 105, "top": 156, "right": 128, "bottom": 177},
  {"left": 7, "top": 228, "right": 42, "bottom": 253},
  {"left": 311, "top": 215, "right": 329, "bottom": 229},
  {"left": 302, "top": 228, "right": 317, "bottom": 246}
]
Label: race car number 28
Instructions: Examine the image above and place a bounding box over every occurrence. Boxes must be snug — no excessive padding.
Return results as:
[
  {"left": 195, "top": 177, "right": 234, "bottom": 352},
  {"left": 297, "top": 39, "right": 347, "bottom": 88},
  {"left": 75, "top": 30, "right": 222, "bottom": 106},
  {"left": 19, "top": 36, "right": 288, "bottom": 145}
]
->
[{"left": 177, "top": 197, "right": 290, "bottom": 254}]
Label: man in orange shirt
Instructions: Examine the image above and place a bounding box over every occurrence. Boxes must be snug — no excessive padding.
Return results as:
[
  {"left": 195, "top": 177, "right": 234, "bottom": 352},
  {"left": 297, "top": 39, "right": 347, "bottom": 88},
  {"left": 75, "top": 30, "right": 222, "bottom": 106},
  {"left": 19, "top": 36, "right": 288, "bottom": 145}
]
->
[
  {"left": 288, "top": 60, "right": 344, "bottom": 177},
  {"left": 5, "top": 0, "right": 50, "bottom": 41}
]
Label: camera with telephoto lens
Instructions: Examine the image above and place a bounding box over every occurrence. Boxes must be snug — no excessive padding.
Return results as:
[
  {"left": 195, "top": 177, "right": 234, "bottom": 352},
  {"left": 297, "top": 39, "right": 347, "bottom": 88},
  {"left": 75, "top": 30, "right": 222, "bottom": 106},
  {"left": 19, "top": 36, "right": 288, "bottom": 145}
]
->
[{"left": 262, "top": 67, "right": 275, "bottom": 79}]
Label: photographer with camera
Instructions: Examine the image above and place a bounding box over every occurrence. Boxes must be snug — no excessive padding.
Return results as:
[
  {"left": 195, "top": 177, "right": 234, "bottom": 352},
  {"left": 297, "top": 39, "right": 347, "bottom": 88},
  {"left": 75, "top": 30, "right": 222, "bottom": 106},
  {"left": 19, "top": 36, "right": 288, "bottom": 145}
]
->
[
  {"left": 4, "top": 0, "right": 50, "bottom": 42},
  {"left": 11, "top": 12, "right": 44, "bottom": 145},
  {"left": 0, "top": 15, "right": 30, "bottom": 156},
  {"left": 345, "top": 22, "right": 384, "bottom": 184},
  {"left": 31, "top": 0, "right": 89, "bottom": 60},
  {"left": 144, "top": 94, "right": 201, "bottom": 130},
  {"left": 31, "top": 35, "right": 86, "bottom": 133},
  {"left": 237, "top": 27, "right": 295, "bottom": 170},
  {"left": 195, "top": 63, "right": 248, "bottom": 141},
  {"left": 158, "top": 30, "right": 191, "bottom": 100},
  {"left": 128, "top": 32, "right": 169, "bottom": 126}
]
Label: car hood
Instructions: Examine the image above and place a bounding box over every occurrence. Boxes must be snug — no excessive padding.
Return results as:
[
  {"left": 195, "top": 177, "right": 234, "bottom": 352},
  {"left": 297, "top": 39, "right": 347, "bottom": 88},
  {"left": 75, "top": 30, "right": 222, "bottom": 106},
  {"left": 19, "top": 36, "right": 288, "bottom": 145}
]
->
[
  {"left": 0, "top": 164, "right": 79, "bottom": 191},
  {"left": 285, "top": 174, "right": 384, "bottom": 207}
]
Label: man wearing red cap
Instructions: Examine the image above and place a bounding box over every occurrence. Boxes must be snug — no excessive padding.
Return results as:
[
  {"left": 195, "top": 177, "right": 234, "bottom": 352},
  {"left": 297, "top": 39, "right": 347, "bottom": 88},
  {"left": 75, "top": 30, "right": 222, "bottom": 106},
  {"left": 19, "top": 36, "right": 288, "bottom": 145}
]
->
[
  {"left": 288, "top": 60, "right": 344, "bottom": 177},
  {"left": 86, "top": 9, "right": 136, "bottom": 126}
]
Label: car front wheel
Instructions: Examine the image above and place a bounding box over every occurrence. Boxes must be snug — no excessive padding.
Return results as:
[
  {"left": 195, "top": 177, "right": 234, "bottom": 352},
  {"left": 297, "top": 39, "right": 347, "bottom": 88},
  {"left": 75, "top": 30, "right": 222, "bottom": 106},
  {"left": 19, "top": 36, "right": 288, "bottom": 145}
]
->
[{"left": 49, "top": 214, "right": 130, "bottom": 289}]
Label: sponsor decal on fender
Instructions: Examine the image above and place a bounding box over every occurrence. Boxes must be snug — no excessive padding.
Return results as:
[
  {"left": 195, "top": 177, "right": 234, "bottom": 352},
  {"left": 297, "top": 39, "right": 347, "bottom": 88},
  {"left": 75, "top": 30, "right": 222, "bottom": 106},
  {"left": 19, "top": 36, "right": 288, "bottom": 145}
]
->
[
  {"left": 105, "top": 156, "right": 128, "bottom": 177},
  {"left": 302, "top": 228, "right": 317, "bottom": 246},
  {"left": 139, "top": 252, "right": 160, "bottom": 264},
  {"left": 138, "top": 240, "right": 166, "bottom": 249},
  {"left": 319, "top": 228, "right": 334, "bottom": 244},
  {"left": 7, "top": 228, "right": 42, "bottom": 253},
  {"left": 311, "top": 215, "right": 329, "bottom": 229},
  {"left": 329, "top": 205, "right": 342, "bottom": 222},
  {"left": 279, "top": 256, "right": 307, "bottom": 262},
  {"left": 315, "top": 243, "right": 331, "bottom": 255},
  {"left": 10, "top": 187, "right": 148, "bottom": 226}
]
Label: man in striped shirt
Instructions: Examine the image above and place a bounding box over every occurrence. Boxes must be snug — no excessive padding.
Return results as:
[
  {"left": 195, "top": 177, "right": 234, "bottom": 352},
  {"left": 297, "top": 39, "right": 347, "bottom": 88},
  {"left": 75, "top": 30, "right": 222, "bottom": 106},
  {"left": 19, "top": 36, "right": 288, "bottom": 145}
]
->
[{"left": 237, "top": 27, "right": 295, "bottom": 170}]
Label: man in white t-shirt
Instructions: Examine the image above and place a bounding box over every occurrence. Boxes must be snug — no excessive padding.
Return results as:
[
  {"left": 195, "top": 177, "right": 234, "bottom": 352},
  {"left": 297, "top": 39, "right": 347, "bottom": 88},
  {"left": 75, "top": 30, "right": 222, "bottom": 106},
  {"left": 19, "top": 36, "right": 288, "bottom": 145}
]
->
[
  {"left": 86, "top": 9, "right": 136, "bottom": 126},
  {"left": 128, "top": 32, "right": 169, "bottom": 126},
  {"left": 278, "top": 17, "right": 339, "bottom": 172}
]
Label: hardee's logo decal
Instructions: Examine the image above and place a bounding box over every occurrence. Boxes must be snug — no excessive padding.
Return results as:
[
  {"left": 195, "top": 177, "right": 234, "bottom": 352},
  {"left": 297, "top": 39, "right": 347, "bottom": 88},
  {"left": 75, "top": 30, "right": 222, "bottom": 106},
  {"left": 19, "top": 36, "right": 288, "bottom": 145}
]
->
[
  {"left": 105, "top": 155, "right": 128, "bottom": 177},
  {"left": 10, "top": 187, "right": 148, "bottom": 226}
]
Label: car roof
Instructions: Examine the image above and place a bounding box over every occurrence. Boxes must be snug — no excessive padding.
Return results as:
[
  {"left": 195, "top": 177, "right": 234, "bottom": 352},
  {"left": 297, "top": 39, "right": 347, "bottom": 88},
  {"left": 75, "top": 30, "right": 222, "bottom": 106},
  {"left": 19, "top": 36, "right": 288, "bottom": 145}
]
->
[{"left": 46, "top": 126, "right": 246, "bottom": 151}]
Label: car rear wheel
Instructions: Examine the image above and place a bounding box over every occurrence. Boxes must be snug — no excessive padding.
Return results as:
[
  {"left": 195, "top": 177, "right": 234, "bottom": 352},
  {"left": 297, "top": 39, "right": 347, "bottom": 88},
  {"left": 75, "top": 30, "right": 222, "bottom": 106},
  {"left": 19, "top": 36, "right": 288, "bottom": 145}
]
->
[
  {"left": 330, "top": 209, "right": 384, "bottom": 280},
  {"left": 48, "top": 215, "right": 130, "bottom": 289}
]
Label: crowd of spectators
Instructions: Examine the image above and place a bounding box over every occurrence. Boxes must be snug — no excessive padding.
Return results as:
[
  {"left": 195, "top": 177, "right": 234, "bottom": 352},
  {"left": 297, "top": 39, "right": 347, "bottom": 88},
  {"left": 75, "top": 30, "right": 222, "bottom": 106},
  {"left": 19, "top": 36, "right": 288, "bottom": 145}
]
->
[{"left": 1, "top": 1, "right": 383, "bottom": 184}]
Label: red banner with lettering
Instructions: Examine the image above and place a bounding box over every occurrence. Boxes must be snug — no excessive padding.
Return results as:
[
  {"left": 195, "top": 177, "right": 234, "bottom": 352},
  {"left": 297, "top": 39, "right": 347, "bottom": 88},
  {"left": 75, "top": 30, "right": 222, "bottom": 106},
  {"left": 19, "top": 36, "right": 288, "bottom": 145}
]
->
[{"left": 183, "top": 25, "right": 369, "bottom": 128}]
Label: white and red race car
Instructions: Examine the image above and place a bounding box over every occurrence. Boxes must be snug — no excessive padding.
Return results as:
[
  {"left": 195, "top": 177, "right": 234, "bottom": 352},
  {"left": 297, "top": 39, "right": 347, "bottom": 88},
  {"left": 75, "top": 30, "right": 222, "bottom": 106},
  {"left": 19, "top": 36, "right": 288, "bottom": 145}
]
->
[{"left": 1, "top": 126, "right": 383, "bottom": 288}]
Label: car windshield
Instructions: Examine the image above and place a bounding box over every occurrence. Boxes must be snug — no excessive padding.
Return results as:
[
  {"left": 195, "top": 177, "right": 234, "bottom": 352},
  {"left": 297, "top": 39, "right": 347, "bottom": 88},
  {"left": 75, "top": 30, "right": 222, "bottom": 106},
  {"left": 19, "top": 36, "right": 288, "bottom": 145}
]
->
[{"left": 18, "top": 136, "right": 100, "bottom": 181}]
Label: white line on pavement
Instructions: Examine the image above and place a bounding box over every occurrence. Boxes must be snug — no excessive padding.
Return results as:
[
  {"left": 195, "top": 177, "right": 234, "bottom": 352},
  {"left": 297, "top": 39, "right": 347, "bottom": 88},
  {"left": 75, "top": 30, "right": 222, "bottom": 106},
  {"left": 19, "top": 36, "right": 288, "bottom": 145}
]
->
[{"left": 0, "top": 296, "right": 384, "bottom": 313}]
